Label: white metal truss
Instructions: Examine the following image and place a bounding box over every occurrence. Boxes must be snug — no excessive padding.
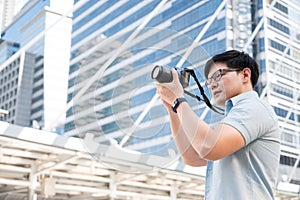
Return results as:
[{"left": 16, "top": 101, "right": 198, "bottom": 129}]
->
[
  {"left": 0, "top": 121, "right": 207, "bottom": 200},
  {"left": 0, "top": 121, "right": 299, "bottom": 199}
]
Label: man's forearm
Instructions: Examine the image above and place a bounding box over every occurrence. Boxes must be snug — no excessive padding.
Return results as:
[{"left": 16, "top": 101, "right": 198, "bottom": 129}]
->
[
  {"left": 168, "top": 109, "right": 207, "bottom": 166},
  {"left": 176, "top": 102, "right": 212, "bottom": 158}
]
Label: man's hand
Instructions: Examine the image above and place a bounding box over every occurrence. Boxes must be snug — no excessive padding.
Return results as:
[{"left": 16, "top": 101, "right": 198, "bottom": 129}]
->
[{"left": 156, "top": 69, "right": 184, "bottom": 105}]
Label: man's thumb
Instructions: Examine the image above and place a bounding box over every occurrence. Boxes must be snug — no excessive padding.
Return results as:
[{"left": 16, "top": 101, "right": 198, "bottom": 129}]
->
[{"left": 172, "top": 68, "right": 178, "bottom": 80}]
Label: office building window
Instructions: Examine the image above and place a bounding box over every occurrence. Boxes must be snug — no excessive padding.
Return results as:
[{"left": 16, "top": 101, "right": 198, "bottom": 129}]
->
[
  {"left": 274, "top": 2, "right": 288, "bottom": 14},
  {"left": 268, "top": 18, "right": 290, "bottom": 34}
]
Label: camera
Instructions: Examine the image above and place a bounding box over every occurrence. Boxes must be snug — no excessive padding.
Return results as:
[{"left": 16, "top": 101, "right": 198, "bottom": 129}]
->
[{"left": 151, "top": 65, "right": 190, "bottom": 88}]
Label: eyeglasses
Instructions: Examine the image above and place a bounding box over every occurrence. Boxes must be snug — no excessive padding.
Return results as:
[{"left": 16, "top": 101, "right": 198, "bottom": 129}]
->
[{"left": 205, "top": 68, "right": 241, "bottom": 87}]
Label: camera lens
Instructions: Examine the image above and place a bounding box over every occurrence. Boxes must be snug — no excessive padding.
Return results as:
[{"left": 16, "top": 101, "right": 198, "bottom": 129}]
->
[
  {"left": 151, "top": 65, "right": 173, "bottom": 83},
  {"left": 151, "top": 65, "right": 161, "bottom": 79}
]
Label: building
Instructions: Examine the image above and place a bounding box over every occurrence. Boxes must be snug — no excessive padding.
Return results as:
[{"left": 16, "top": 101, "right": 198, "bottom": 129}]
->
[
  {"left": 64, "top": 0, "right": 300, "bottom": 197},
  {"left": 0, "top": 39, "right": 35, "bottom": 126},
  {"left": 65, "top": 0, "right": 227, "bottom": 148},
  {"left": 0, "top": 0, "right": 29, "bottom": 34},
  {"left": 0, "top": 0, "right": 73, "bottom": 132},
  {"left": 0, "top": 0, "right": 17, "bottom": 33},
  {"left": 257, "top": 0, "right": 300, "bottom": 193}
]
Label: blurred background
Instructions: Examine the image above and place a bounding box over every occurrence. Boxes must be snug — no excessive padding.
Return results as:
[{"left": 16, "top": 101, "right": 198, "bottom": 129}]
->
[{"left": 0, "top": 0, "right": 299, "bottom": 199}]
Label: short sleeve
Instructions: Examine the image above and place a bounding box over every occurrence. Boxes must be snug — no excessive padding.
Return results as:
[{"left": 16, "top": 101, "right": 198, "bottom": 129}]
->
[{"left": 222, "top": 98, "right": 274, "bottom": 145}]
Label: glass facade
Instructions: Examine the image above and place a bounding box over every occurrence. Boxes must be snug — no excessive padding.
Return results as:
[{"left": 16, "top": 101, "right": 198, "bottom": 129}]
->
[
  {"left": 65, "top": 0, "right": 228, "bottom": 157},
  {"left": 0, "top": 0, "right": 73, "bottom": 133},
  {"left": 65, "top": 0, "right": 300, "bottom": 190}
]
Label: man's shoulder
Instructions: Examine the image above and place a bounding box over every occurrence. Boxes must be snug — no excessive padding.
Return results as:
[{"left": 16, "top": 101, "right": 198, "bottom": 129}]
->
[
  {"left": 226, "top": 91, "right": 260, "bottom": 111},
  {"left": 226, "top": 90, "right": 278, "bottom": 124},
  {"left": 232, "top": 91, "right": 273, "bottom": 110},
  {"left": 231, "top": 91, "right": 258, "bottom": 103}
]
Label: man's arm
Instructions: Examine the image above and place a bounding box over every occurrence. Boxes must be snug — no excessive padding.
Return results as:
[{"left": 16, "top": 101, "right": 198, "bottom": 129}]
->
[
  {"left": 176, "top": 102, "right": 245, "bottom": 160},
  {"left": 156, "top": 70, "right": 245, "bottom": 161},
  {"left": 162, "top": 100, "right": 207, "bottom": 166}
]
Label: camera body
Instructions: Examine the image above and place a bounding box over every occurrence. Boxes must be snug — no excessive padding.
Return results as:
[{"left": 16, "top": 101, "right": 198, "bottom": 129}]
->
[{"left": 151, "top": 65, "right": 190, "bottom": 88}]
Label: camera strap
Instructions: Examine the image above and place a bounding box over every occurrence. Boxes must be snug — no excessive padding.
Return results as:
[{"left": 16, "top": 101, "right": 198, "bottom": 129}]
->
[{"left": 183, "top": 69, "right": 224, "bottom": 115}]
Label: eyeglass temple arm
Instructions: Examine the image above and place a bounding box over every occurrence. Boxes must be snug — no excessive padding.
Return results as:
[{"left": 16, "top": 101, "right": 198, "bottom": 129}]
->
[{"left": 184, "top": 68, "right": 224, "bottom": 115}]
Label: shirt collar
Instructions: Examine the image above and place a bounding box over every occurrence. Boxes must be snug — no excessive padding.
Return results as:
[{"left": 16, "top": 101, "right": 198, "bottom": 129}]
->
[{"left": 225, "top": 91, "right": 258, "bottom": 114}]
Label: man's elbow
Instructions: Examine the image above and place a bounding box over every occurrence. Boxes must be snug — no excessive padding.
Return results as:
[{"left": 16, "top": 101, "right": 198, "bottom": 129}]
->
[
  {"left": 182, "top": 157, "right": 207, "bottom": 167},
  {"left": 200, "top": 150, "right": 223, "bottom": 161}
]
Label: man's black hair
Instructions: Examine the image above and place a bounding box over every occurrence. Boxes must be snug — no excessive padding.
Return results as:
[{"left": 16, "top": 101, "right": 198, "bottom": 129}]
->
[{"left": 204, "top": 50, "right": 259, "bottom": 87}]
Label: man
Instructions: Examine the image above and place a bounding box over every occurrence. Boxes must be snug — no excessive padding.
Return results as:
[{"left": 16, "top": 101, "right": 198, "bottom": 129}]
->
[{"left": 156, "top": 50, "right": 280, "bottom": 199}]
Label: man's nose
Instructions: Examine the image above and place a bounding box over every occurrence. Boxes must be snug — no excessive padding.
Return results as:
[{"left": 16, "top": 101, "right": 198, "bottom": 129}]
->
[{"left": 210, "top": 79, "right": 218, "bottom": 89}]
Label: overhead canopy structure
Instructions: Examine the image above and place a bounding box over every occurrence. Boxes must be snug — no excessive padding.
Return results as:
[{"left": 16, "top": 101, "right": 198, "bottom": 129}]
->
[
  {"left": 0, "top": 121, "right": 207, "bottom": 199},
  {"left": 0, "top": 121, "right": 299, "bottom": 200}
]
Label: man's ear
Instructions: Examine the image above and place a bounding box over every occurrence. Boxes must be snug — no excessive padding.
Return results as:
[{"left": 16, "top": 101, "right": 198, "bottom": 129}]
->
[{"left": 242, "top": 68, "right": 251, "bottom": 83}]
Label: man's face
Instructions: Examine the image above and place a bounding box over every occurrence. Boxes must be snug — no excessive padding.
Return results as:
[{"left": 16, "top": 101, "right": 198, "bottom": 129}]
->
[{"left": 206, "top": 63, "right": 243, "bottom": 107}]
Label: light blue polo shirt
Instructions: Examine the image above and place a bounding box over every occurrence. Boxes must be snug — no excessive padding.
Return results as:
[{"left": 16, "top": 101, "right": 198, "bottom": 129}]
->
[{"left": 205, "top": 91, "right": 280, "bottom": 200}]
